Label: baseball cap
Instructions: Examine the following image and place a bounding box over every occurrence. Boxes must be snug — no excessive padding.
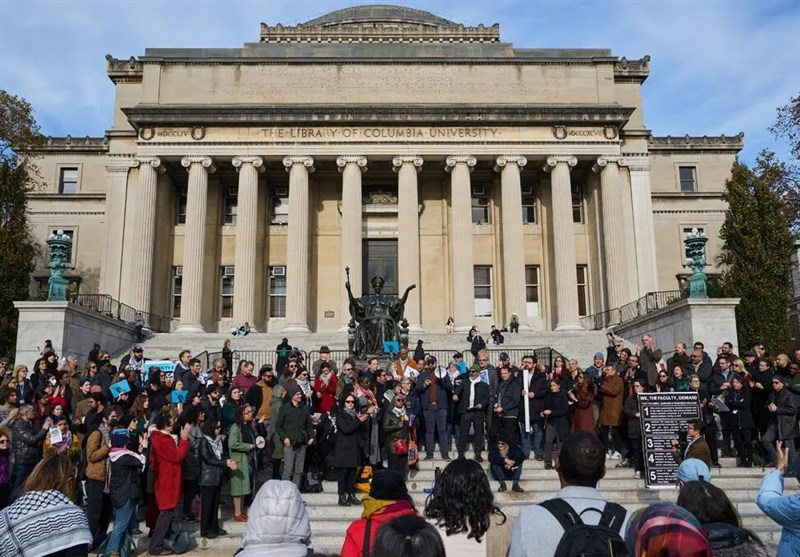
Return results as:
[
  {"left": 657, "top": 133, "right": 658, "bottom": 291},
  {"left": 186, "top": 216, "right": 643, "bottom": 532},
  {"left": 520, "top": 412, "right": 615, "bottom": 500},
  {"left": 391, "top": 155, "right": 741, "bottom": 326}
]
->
[
  {"left": 674, "top": 458, "right": 712, "bottom": 483},
  {"left": 499, "top": 352, "right": 510, "bottom": 360},
  {"left": 453, "top": 352, "right": 463, "bottom": 359},
  {"left": 133, "top": 344, "right": 143, "bottom": 352}
]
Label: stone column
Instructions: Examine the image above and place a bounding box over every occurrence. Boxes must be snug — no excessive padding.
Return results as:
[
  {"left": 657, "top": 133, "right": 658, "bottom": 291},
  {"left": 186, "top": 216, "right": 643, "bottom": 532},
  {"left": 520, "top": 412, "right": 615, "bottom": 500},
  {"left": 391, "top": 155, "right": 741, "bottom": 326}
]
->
[
  {"left": 127, "top": 157, "right": 163, "bottom": 319},
  {"left": 337, "top": 155, "right": 368, "bottom": 328},
  {"left": 544, "top": 156, "right": 582, "bottom": 331},
  {"left": 232, "top": 156, "right": 265, "bottom": 329},
  {"left": 393, "top": 155, "right": 424, "bottom": 331},
  {"left": 593, "top": 156, "right": 628, "bottom": 309},
  {"left": 176, "top": 156, "right": 215, "bottom": 333},
  {"left": 101, "top": 161, "right": 132, "bottom": 300},
  {"left": 627, "top": 156, "right": 659, "bottom": 293},
  {"left": 282, "top": 156, "right": 315, "bottom": 333},
  {"left": 446, "top": 155, "right": 477, "bottom": 332},
  {"left": 495, "top": 155, "right": 529, "bottom": 330}
]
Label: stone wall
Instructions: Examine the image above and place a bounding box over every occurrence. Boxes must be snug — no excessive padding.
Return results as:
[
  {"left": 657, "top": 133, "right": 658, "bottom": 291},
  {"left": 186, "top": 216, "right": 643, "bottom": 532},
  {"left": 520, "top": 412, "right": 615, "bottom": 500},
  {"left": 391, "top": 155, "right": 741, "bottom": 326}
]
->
[
  {"left": 613, "top": 297, "right": 740, "bottom": 356},
  {"left": 14, "top": 301, "right": 137, "bottom": 367}
]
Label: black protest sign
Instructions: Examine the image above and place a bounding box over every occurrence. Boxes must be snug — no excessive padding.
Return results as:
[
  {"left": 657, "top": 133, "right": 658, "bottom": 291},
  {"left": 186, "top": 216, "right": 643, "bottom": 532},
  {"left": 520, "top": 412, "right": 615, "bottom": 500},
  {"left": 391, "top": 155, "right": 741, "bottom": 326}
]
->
[{"left": 637, "top": 391, "right": 701, "bottom": 489}]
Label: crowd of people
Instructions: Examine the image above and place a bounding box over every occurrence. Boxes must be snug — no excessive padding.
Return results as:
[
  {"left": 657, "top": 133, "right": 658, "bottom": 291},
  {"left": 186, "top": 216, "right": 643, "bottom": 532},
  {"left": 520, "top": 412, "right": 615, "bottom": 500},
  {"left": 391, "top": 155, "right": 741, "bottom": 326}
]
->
[{"left": 0, "top": 334, "right": 797, "bottom": 557}]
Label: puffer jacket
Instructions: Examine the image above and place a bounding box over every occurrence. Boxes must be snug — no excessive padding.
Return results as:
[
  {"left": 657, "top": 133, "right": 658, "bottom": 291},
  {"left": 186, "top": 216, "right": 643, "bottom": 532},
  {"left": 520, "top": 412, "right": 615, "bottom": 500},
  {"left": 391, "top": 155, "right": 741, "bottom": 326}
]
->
[
  {"left": 11, "top": 419, "right": 46, "bottom": 465},
  {"left": 701, "top": 522, "right": 769, "bottom": 557},
  {"left": 237, "top": 480, "right": 314, "bottom": 557}
]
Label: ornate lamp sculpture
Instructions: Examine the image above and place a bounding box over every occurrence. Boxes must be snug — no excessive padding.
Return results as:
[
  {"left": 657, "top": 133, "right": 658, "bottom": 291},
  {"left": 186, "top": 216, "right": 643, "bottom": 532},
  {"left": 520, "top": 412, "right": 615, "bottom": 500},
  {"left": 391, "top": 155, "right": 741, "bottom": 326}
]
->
[
  {"left": 684, "top": 228, "right": 708, "bottom": 299},
  {"left": 47, "top": 229, "right": 72, "bottom": 302}
]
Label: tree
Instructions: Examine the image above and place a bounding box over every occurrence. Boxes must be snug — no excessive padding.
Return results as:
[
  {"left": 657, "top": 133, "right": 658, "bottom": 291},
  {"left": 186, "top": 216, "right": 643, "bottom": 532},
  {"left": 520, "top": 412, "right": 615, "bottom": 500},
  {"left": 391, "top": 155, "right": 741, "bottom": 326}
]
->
[
  {"left": 0, "top": 91, "right": 43, "bottom": 359},
  {"left": 719, "top": 152, "right": 794, "bottom": 354},
  {"left": 769, "top": 92, "right": 800, "bottom": 232}
]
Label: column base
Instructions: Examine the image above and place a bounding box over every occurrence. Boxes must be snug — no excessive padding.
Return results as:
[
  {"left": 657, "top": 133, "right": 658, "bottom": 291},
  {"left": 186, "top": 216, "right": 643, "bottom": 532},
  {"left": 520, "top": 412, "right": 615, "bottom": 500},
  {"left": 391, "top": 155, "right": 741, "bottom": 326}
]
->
[
  {"left": 176, "top": 323, "right": 206, "bottom": 334},
  {"left": 554, "top": 323, "right": 584, "bottom": 332},
  {"left": 407, "top": 323, "right": 425, "bottom": 333},
  {"left": 282, "top": 323, "right": 311, "bottom": 333}
]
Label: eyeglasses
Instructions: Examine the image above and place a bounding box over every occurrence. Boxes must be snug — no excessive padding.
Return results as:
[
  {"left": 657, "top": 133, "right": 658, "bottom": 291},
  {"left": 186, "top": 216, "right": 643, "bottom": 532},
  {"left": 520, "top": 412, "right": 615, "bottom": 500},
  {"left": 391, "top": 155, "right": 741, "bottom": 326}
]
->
[
  {"left": 0, "top": 440, "right": 8, "bottom": 445},
  {"left": 772, "top": 381, "right": 782, "bottom": 385},
  {"left": 659, "top": 374, "right": 668, "bottom": 378},
  {"left": 344, "top": 399, "right": 355, "bottom": 404},
  {"left": 344, "top": 367, "right": 353, "bottom": 372},
  {"left": 215, "top": 425, "right": 222, "bottom": 429},
  {"left": 396, "top": 398, "right": 406, "bottom": 402}
]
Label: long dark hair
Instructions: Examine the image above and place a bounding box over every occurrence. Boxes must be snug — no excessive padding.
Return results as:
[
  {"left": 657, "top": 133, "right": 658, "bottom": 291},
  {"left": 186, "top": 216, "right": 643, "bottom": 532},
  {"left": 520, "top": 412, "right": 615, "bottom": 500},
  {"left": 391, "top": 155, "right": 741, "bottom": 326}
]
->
[
  {"left": 677, "top": 481, "right": 764, "bottom": 547},
  {"left": 424, "top": 457, "right": 506, "bottom": 542}
]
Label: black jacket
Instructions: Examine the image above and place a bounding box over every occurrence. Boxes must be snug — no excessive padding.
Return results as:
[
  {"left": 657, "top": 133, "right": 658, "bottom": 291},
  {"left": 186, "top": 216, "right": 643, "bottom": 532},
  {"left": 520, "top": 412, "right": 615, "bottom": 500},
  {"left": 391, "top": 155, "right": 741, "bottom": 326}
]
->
[
  {"left": 520, "top": 370, "right": 549, "bottom": 424},
  {"left": 199, "top": 436, "right": 228, "bottom": 487},
  {"left": 275, "top": 401, "right": 314, "bottom": 447},
  {"left": 11, "top": 419, "right": 46, "bottom": 465},
  {"left": 333, "top": 407, "right": 365, "bottom": 469},
  {"left": 488, "top": 438, "right": 525, "bottom": 469},
  {"left": 725, "top": 387, "right": 755, "bottom": 431},
  {"left": 543, "top": 390, "right": 570, "bottom": 437},
  {"left": 495, "top": 377, "right": 521, "bottom": 418},
  {"left": 623, "top": 396, "right": 641, "bottom": 439},
  {"left": 455, "top": 380, "right": 490, "bottom": 414},
  {"left": 109, "top": 452, "right": 142, "bottom": 508},
  {"left": 767, "top": 388, "right": 799, "bottom": 439}
]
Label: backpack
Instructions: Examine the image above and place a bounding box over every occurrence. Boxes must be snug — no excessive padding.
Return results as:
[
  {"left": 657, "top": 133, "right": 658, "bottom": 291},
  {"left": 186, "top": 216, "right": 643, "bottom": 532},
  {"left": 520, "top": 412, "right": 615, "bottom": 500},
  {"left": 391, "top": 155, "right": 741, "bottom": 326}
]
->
[
  {"left": 95, "top": 532, "right": 136, "bottom": 557},
  {"left": 539, "top": 499, "right": 629, "bottom": 557}
]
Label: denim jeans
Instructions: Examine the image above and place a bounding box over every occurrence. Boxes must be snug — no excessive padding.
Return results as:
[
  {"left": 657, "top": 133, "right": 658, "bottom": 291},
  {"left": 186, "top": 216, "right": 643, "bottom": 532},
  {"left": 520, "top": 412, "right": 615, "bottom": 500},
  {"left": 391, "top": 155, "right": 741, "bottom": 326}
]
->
[
  {"left": 521, "top": 422, "right": 544, "bottom": 458},
  {"left": 424, "top": 406, "right": 450, "bottom": 457},
  {"left": 491, "top": 463, "right": 522, "bottom": 483},
  {"left": 108, "top": 500, "right": 137, "bottom": 553}
]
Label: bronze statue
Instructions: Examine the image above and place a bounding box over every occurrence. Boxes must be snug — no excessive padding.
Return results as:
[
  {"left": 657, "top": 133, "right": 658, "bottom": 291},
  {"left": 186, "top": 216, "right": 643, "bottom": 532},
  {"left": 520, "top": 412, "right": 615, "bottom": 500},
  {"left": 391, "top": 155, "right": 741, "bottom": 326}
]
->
[{"left": 345, "top": 268, "right": 415, "bottom": 359}]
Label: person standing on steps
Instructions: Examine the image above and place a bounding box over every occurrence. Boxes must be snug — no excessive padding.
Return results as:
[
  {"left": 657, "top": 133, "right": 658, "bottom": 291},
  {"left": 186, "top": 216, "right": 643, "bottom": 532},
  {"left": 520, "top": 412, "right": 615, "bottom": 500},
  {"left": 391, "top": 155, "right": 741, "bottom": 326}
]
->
[
  {"left": 416, "top": 356, "right": 453, "bottom": 461},
  {"left": 275, "top": 386, "right": 316, "bottom": 487},
  {"left": 334, "top": 391, "right": 368, "bottom": 507},
  {"left": 454, "top": 366, "right": 489, "bottom": 462}
]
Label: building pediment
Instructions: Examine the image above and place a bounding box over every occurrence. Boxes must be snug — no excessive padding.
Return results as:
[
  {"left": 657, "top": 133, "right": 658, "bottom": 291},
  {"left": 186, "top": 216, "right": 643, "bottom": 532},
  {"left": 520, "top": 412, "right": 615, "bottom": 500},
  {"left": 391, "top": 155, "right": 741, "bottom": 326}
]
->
[{"left": 260, "top": 4, "right": 499, "bottom": 44}]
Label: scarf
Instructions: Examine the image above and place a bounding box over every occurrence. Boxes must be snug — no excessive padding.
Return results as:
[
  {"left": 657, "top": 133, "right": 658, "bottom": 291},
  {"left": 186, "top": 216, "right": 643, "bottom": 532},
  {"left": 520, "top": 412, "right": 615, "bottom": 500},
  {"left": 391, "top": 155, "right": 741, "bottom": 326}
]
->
[
  {"left": 469, "top": 376, "right": 481, "bottom": 407},
  {"left": 53, "top": 430, "right": 73, "bottom": 454},
  {"left": 625, "top": 503, "right": 711, "bottom": 557},
  {"left": 109, "top": 447, "right": 146, "bottom": 467},
  {"left": 360, "top": 496, "right": 414, "bottom": 519},
  {"left": 392, "top": 404, "right": 407, "bottom": 419},
  {"left": 98, "top": 423, "right": 111, "bottom": 446},
  {"left": 204, "top": 434, "right": 224, "bottom": 460},
  {"left": 297, "top": 378, "right": 311, "bottom": 394},
  {"left": 0, "top": 490, "right": 92, "bottom": 557}
]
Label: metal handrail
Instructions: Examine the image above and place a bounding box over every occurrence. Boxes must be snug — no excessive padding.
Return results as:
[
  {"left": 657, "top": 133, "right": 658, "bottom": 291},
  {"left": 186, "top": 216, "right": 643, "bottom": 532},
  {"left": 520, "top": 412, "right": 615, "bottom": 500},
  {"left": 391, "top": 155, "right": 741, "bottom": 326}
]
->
[
  {"left": 69, "top": 293, "right": 175, "bottom": 333},
  {"left": 580, "top": 289, "right": 688, "bottom": 330}
]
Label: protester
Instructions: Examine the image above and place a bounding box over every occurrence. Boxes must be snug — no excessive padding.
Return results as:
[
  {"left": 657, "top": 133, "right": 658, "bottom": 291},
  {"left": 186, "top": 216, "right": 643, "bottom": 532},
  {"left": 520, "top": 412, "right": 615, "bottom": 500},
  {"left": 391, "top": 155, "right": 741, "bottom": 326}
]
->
[
  {"left": 541, "top": 379, "right": 570, "bottom": 470},
  {"left": 488, "top": 429, "right": 524, "bottom": 492},
  {"left": 455, "top": 366, "right": 489, "bottom": 461},
  {"left": 756, "top": 441, "right": 800, "bottom": 556},
  {"left": 228, "top": 405, "right": 255, "bottom": 522},
  {"left": 107, "top": 428, "right": 146, "bottom": 555},
  {"left": 598, "top": 364, "right": 624, "bottom": 460},
  {"left": 509, "top": 432, "right": 631, "bottom": 557},
  {"left": 424, "top": 457, "right": 512, "bottom": 556},
  {"left": 382, "top": 391, "right": 410, "bottom": 480},
  {"left": 675, "top": 458, "right": 713, "bottom": 488},
  {"left": 623, "top": 379, "right": 647, "bottom": 479},
  {"left": 0, "top": 427, "right": 11, "bottom": 509},
  {"left": 11, "top": 405, "right": 51, "bottom": 494},
  {"left": 199, "top": 418, "right": 236, "bottom": 538},
  {"left": 761, "top": 375, "right": 798, "bottom": 472},
  {"left": 623, "top": 502, "right": 712, "bottom": 557},
  {"left": 334, "top": 391, "right": 368, "bottom": 506},
  {"left": 0, "top": 454, "right": 92, "bottom": 557},
  {"left": 372, "top": 515, "right": 445, "bottom": 557},
  {"left": 340, "top": 469, "right": 416, "bottom": 557},
  {"left": 672, "top": 420, "right": 713, "bottom": 468}
]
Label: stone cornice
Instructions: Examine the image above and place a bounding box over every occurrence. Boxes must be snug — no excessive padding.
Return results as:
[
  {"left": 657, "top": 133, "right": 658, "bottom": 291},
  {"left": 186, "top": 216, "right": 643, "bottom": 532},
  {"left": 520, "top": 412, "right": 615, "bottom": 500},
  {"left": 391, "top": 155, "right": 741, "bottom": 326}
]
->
[
  {"left": 106, "top": 54, "right": 143, "bottom": 84},
  {"left": 260, "top": 21, "right": 500, "bottom": 44},
  {"left": 122, "top": 104, "right": 635, "bottom": 128},
  {"left": 649, "top": 133, "right": 744, "bottom": 153},
  {"left": 40, "top": 136, "right": 109, "bottom": 153},
  {"left": 613, "top": 55, "right": 650, "bottom": 83},
  {"left": 336, "top": 155, "right": 368, "bottom": 173}
]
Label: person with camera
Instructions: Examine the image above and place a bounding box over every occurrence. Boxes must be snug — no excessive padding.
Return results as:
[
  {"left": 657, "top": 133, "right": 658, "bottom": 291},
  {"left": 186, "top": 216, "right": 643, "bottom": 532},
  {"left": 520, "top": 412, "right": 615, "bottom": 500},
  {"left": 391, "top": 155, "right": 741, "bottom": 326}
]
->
[
  {"left": 671, "top": 420, "right": 712, "bottom": 468},
  {"left": 382, "top": 392, "right": 411, "bottom": 481},
  {"left": 334, "top": 391, "right": 368, "bottom": 506}
]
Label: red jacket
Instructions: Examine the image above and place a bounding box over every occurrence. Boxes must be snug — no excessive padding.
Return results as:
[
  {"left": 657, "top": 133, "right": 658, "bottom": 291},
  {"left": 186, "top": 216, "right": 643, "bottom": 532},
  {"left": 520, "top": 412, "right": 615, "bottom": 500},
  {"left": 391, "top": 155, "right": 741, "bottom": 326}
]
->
[
  {"left": 314, "top": 374, "right": 339, "bottom": 413},
  {"left": 150, "top": 429, "right": 189, "bottom": 511},
  {"left": 340, "top": 500, "right": 415, "bottom": 557}
]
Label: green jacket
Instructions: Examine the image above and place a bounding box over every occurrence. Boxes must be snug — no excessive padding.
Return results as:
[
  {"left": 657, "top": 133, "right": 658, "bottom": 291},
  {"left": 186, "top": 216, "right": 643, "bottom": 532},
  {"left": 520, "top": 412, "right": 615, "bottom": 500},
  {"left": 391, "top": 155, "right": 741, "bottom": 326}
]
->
[
  {"left": 227, "top": 423, "right": 252, "bottom": 497},
  {"left": 382, "top": 410, "right": 409, "bottom": 455},
  {"left": 275, "top": 401, "right": 314, "bottom": 447}
]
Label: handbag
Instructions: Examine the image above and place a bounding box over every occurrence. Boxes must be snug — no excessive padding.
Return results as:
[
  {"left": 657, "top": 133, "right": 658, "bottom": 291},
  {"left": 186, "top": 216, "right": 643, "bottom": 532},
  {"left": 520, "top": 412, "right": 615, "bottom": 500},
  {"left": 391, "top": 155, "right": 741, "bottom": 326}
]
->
[
  {"left": 392, "top": 438, "right": 409, "bottom": 455},
  {"left": 407, "top": 428, "right": 419, "bottom": 467}
]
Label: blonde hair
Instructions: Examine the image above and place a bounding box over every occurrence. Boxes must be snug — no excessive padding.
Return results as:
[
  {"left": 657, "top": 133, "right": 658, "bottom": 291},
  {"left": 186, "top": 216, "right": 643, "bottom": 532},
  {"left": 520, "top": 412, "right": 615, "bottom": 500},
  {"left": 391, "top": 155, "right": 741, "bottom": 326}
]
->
[{"left": 24, "top": 453, "right": 75, "bottom": 494}]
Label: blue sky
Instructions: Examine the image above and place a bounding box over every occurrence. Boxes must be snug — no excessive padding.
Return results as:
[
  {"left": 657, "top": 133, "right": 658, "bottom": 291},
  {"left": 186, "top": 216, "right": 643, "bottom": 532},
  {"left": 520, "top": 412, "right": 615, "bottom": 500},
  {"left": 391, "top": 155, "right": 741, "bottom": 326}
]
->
[{"left": 1, "top": 0, "right": 798, "bottom": 164}]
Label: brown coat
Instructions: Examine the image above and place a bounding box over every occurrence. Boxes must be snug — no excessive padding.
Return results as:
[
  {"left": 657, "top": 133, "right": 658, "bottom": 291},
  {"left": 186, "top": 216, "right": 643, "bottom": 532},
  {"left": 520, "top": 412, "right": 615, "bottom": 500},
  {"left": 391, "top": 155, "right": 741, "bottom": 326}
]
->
[
  {"left": 672, "top": 437, "right": 712, "bottom": 468},
  {"left": 599, "top": 374, "right": 625, "bottom": 426},
  {"left": 85, "top": 429, "right": 110, "bottom": 481}
]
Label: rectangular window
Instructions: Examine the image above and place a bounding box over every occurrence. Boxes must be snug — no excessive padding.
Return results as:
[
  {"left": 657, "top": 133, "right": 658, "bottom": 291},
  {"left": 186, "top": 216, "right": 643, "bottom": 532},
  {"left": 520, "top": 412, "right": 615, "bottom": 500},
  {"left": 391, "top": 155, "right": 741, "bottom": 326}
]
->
[
  {"left": 683, "top": 227, "right": 706, "bottom": 260},
  {"left": 474, "top": 265, "right": 493, "bottom": 317},
  {"left": 58, "top": 168, "right": 78, "bottom": 194},
  {"left": 525, "top": 265, "right": 540, "bottom": 317},
  {"left": 271, "top": 186, "right": 289, "bottom": 225},
  {"left": 172, "top": 266, "right": 182, "bottom": 318},
  {"left": 576, "top": 265, "right": 589, "bottom": 317},
  {"left": 471, "top": 185, "right": 490, "bottom": 224},
  {"left": 571, "top": 182, "right": 584, "bottom": 223},
  {"left": 175, "top": 187, "right": 188, "bottom": 225},
  {"left": 269, "top": 266, "right": 287, "bottom": 318},
  {"left": 679, "top": 166, "right": 697, "bottom": 192},
  {"left": 521, "top": 186, "right": 536, "bottom": 224},
  {"left": 223, "top": 187, "right": 238, "bottom": 224},
  {"left": 220, "top": 266, "right": 235, "bottom": 318}
]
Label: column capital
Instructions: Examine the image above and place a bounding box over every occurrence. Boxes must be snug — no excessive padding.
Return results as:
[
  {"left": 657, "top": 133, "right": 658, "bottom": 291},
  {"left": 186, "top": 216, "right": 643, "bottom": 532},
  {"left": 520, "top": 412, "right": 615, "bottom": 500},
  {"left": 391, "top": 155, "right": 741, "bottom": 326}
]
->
[
  {"left": 392, "top": 155, "right": 424, "bottom": 172},
  {"left": 622, "top": 153, "right": 651, "bottom": 172},
  {"left": 131, "top": 156, "right": 164, "bottom": 173},
  {"left": 336, "top": 155, "right": 368, "bottom": 173},
  {"left": 445, "top": 155, "right": 477, "bottom": 172},
  {"left": 283, "top": 155, "right": 315, "bottom": 173},
  {"left": 494, "top": 155, "right": 528, "bottom": 173},
  {"left": 592, "top": 155, "right": 628, "bottom": 173},
  {"left": 106, "top": 161, "right": 133, "bottom": 174},
  {"left": 543, "top": 155, "right": 577, "bottom": 173},
  {"left": 232, "top": 156, "right": 265, "bottom": 173},
  {"left": 181, "top": 156, "right": 216, "bottom": 174}
]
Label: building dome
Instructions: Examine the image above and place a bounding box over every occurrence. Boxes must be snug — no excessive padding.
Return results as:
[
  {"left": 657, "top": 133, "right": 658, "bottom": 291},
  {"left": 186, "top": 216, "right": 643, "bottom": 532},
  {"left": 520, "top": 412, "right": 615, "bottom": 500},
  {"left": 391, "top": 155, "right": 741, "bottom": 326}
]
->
[{"left": 302, "top": 5, "right": 457, "bottom": 27}]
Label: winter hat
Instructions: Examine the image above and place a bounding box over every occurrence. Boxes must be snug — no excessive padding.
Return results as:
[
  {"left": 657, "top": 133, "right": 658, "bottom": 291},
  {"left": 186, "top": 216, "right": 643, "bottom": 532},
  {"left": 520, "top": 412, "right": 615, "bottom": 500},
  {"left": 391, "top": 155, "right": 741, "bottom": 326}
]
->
[
  {"left": 772, "top": 375, "right": 788, "bottom": 385},
  {"left": 674, "top": 458, "right": 712, "bottom": 483},
  {"left": 287, "top": 385, "right": 303, "bottom": 399},
  {"left": 90, "top": 385, "right": 102, "bottom": 394},
  {"left": 370, "top": 469, "right": 410, "bottom": 501},
  {"left": 110, "top": 428, "right": 130, "bottom": 448},
  {"left": 594, "top": 352, "right": 605, "bottom": 360}
]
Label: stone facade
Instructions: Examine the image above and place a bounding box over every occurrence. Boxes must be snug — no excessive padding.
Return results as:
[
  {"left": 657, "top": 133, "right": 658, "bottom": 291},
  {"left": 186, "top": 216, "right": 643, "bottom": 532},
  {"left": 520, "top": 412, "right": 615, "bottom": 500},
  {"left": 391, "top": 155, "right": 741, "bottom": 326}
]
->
[{"left": 26, "top": 5, "right": 743, "bottom": 335}]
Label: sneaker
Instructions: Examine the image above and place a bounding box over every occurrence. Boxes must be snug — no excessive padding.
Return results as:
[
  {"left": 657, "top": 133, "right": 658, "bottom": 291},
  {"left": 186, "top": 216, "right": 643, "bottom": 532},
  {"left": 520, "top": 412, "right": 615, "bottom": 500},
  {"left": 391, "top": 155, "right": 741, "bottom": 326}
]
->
[
  {"left": 634, "top": 471, "right": 642, "bottom": 479},
  {"left": 615, "top": 459, "right": 629, "bottom": 468},
  {"left": 611, "top": 451, "right": 622, "bottom": 460}
]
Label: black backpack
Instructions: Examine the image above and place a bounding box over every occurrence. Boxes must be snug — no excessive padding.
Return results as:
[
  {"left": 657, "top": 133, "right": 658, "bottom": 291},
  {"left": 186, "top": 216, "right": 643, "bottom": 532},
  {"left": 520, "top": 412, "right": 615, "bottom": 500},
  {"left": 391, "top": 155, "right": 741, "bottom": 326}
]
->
[{"left": 539, "top": 499, "right": 629, "bottom": 557}]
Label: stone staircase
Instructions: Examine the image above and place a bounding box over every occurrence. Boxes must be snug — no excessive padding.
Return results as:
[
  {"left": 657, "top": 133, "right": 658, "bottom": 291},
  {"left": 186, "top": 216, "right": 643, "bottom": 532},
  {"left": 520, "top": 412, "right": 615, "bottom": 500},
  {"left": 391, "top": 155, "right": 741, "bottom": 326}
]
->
[
  {"left": 137, "top": 330, "right": 614, "bottom": 368},
  {"left": 132, "top": 457, "right": 784, "bottom": 555}
]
